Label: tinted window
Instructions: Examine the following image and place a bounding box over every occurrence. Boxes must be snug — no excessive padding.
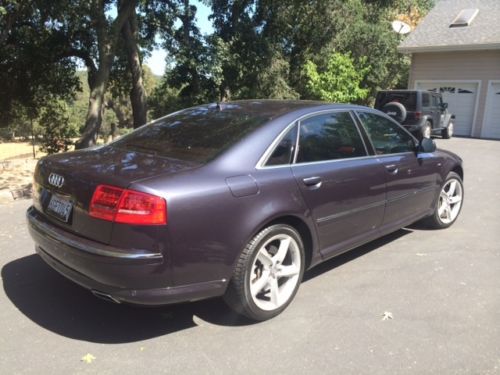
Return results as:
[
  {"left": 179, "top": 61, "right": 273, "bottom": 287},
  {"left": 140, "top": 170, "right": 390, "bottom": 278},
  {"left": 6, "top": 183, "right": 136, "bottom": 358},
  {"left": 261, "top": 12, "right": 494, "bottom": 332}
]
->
[
  {"left": 422, "top": 93, "right": 430, "bottom": 107},
  {"left": 266, "top": 125, "right": 297, "bottom": 166},
  {"left": 357, "top": 112, "right": 415, "bottom": 155},
  {"left": 296, "top": 112, "right": 366, "bottom": 163},
  {"left": 431, "top": 95, "right": 440, "bottom": 107},
  {"left": 376, "top": 92, "right": 417, "bottom": 111},
  {"left": 113, "top": 106, "right": 270, "bottom": 163}
]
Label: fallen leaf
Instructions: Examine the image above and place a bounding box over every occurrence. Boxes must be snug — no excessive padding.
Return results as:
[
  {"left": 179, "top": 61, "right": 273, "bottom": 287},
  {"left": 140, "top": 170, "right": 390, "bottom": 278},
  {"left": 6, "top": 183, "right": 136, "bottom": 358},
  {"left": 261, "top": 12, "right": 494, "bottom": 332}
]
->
[
  {"left": 81, "top": 353, "right": 96, "bottom": 364},
  {"left": 140, "top": 347, "right": 145, "bottom": 352},
  {"left": 382, "top": 311, "right": 393, "bottom": 321}
]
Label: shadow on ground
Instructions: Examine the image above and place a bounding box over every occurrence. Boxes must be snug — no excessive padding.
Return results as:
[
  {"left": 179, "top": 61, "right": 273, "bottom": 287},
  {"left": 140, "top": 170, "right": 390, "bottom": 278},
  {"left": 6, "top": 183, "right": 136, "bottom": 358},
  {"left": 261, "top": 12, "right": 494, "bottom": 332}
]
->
[{"left": 2, "top": 229, "right": 412, "bottom": 344}]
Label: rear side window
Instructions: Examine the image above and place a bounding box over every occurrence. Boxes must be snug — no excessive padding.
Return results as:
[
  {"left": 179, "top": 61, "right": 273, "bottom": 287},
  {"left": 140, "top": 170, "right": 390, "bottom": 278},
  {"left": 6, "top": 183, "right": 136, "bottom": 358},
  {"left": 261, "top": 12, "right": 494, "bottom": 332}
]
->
[
  {"left": 296, "top": 112, "right": 366, "bottom": 163},
  {"left": 422, "top": 93, "right": 430, "bottom": 107},
  {"left": 376, "top": 92, "right": 417, "bottom": 111},
  {"left": 112, "top": 106, "right": 270, "bottom": 163},
  {"left": 357, "top": 112, "right": 415, "bottom": 155},
  {"left": 266, "top": 125, "right": 298, "bottom": 166}
]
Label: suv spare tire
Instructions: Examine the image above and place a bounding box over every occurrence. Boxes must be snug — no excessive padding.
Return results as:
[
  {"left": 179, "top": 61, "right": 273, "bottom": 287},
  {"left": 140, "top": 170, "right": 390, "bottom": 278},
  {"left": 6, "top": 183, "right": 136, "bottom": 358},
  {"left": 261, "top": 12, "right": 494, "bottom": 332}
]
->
[{"left": 382, "top": 101, "right": 407, "bottom": 123}]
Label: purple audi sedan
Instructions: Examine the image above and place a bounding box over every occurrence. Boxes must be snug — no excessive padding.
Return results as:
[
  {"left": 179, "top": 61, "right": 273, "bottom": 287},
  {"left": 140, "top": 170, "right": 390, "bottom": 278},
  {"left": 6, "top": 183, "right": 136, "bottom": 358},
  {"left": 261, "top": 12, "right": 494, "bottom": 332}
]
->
[{"left": 27, "top": 100, "right": 464, "bottom": 321}]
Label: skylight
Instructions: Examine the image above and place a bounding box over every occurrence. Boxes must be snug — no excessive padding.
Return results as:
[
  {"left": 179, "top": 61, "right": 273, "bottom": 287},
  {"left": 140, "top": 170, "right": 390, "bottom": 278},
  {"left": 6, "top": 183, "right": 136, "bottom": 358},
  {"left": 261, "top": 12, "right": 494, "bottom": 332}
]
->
[{"left": 449, "top": 9, "right": 479, "bottom": 28}]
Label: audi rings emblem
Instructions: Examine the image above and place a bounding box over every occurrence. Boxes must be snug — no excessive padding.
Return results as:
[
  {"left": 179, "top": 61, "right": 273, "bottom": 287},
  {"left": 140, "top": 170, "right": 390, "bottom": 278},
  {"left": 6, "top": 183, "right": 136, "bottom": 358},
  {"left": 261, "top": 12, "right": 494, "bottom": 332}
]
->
[{"left": 48, "top": 173, "right": 65, "bottom": 188}]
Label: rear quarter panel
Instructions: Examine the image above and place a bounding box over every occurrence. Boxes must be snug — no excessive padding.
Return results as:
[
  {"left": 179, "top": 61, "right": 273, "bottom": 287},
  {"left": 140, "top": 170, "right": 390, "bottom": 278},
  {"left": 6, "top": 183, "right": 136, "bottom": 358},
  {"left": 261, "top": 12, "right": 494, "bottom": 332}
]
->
[{"left": 130, "top": 165, "right": 315, "bottom": 286}]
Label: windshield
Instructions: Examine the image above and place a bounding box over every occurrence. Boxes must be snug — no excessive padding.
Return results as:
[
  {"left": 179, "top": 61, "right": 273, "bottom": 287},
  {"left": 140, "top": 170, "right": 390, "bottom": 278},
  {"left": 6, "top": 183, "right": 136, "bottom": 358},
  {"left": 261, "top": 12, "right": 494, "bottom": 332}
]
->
[
  {"left": 376, "top": 92, "right": 417, "bottom": 111},
  {"left": 112, "top": 105, "right": 270, "bottom": 163}
]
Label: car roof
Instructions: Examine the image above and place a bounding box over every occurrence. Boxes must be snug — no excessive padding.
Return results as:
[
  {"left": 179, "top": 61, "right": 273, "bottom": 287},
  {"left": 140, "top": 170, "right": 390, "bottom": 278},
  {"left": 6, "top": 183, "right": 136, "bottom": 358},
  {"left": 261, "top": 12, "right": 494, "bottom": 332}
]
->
[{"left": 189, "top": 99, "right": 368, "bottom": 119}]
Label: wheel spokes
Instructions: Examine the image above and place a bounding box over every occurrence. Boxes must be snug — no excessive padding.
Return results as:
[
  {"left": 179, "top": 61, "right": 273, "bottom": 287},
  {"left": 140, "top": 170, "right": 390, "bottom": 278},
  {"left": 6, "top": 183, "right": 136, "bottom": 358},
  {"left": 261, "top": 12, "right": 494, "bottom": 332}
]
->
[
  {"left": 274, "top": 237, "right": 290, "bottom": 263},
  {"left": 250, "top": 270, "right": 270, "bottom": 297},
  {"left": 449, "top": 195, "right": 462, "bottom": 204},
  {"left": 447, "top": 180, "right": 457, "bottom": 197},
  {"left": 268, "top": 278, "right": 280, "bottom": 306},
  {"left": 256, "top": 249, "right": 273, "bottom": 267},
  {"left": 277, "top": 264, "right": 300, "bottom": 278}
]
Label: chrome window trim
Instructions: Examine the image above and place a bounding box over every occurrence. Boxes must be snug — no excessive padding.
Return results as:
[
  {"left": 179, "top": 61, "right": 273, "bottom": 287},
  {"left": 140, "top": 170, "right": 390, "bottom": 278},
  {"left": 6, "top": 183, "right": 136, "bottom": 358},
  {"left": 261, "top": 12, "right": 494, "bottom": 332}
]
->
[{"left": 256, "top": 109, "right": 371, "bottom": 170}]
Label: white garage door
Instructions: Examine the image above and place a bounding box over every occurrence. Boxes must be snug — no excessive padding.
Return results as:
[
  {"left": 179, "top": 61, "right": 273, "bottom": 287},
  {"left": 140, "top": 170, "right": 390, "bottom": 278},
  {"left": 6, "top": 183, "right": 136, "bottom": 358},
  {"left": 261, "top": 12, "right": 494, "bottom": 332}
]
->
[
  {"left": 416, "top": 82, "right": 478, "bottom": 136},
  {"left": 482, "top": 82, "right": 500, "bottom": 139}
]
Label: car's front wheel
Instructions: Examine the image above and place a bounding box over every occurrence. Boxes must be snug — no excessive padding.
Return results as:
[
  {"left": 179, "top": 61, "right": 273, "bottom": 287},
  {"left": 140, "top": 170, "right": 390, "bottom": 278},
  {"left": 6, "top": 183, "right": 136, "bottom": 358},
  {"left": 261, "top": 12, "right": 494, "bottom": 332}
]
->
[
  {"left": 423, "top": 172, "right": 464, "bottom": 229},
  {"left": 224, "top": 224, "right": 305, "bottom": 321},
  {"left": 421, "top": 121, "right": 432, "bottom": 139}
]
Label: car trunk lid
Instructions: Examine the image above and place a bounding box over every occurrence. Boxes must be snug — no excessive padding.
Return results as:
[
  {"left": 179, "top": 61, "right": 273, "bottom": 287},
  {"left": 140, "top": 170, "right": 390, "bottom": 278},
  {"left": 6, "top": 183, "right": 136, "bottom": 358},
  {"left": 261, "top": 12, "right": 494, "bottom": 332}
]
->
[{"left": 33, "top": 145, "right": 200, "bottom": 244}]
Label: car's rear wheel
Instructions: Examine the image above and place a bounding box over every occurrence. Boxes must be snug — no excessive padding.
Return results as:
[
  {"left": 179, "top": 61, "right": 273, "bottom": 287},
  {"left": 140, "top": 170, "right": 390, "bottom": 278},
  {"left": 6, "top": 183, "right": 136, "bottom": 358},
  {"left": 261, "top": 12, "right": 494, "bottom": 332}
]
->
[
  {"left": 423, "top": 172, "right": 463, "bottom": 229},
  {"left": 442, "top": 122, "right": 454, "bottom": 139},
  {"left": 224, "top": 224, "right": 305, "bottom": 321}
]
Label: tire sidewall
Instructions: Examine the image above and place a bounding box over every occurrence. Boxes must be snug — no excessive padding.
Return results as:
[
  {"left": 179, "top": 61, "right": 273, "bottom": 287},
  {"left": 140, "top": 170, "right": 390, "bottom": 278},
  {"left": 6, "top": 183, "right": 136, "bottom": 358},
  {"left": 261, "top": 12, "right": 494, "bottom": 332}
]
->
[{"left": 242, "top": 224, "right": 305, "bottom": 320}]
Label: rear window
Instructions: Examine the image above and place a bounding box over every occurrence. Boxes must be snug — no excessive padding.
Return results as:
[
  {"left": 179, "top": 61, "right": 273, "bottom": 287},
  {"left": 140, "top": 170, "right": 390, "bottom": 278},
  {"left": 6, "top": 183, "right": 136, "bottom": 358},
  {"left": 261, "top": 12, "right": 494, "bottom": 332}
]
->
[
  {"left": 112, "top": 105, "right": 270, "bottom": 163},
  {"left": 376, "top": 92, "right": 417, "bottom": 111}
]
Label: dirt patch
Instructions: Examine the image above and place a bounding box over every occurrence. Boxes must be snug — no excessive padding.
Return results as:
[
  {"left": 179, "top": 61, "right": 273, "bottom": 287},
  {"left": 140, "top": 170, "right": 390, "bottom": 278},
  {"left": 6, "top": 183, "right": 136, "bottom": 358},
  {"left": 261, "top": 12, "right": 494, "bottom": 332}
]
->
[{"left": 0, "top": 158, "right": 37, "bottom": 204}]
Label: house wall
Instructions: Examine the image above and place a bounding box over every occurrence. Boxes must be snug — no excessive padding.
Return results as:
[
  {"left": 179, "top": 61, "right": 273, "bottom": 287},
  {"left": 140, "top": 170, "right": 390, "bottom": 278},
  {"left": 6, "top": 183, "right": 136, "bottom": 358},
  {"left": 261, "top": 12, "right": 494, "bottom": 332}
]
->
[{"left": 408, "top": 50, "right": 500, "bottom": 137}]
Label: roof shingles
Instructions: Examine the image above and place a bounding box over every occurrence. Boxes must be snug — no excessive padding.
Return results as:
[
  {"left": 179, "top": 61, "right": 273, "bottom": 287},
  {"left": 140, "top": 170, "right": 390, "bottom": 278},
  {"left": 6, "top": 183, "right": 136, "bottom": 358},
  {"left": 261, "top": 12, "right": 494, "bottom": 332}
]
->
[{"left": 398, "top": 0, "right": 500, "bottom": 53}]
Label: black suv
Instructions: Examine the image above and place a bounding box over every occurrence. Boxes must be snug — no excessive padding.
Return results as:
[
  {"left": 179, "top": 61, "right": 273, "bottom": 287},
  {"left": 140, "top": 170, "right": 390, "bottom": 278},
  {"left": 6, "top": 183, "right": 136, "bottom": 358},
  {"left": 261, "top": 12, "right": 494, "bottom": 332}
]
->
[{"left": 375, "top": 90, "right": 455, "bottom": 139}]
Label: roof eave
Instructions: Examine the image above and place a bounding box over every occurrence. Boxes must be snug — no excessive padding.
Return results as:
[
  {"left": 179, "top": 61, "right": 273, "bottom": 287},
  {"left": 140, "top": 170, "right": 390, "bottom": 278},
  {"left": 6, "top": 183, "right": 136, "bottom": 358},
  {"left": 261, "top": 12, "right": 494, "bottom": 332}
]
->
[{"left": 398, "top": 42, "right": 500, "bottom": 53}]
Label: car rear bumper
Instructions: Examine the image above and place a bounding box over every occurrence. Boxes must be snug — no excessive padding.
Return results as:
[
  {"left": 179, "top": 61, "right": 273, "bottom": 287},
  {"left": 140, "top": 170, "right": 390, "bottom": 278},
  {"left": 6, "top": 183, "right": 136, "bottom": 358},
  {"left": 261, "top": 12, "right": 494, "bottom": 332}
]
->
[{"left": 26, "top": 206, "right": 227, "bottom": 305}]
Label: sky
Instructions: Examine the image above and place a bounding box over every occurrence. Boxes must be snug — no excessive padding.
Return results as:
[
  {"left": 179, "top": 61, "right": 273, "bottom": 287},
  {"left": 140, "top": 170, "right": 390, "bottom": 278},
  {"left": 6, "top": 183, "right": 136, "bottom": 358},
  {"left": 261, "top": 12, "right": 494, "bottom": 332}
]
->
[{"left": 144, "top": 0, "right": 214, "bottom": 76}]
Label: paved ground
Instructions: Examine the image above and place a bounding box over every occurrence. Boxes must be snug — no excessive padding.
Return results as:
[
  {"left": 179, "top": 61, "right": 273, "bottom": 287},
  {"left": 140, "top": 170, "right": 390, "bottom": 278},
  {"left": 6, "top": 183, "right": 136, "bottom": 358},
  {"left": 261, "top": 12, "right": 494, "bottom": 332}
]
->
[{"left": 1, "top": 137, "right": 499, "bottom": 374}]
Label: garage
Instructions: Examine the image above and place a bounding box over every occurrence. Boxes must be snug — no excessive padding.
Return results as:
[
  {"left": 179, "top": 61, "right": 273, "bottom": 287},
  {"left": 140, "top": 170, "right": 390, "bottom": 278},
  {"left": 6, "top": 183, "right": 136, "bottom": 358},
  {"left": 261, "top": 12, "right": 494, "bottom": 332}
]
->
[
  {"left": 482, "top": 81, "right": 500, "bottom": 139},
  {"left": 416, "top": 81, "right": 478, "bottom": 137}
]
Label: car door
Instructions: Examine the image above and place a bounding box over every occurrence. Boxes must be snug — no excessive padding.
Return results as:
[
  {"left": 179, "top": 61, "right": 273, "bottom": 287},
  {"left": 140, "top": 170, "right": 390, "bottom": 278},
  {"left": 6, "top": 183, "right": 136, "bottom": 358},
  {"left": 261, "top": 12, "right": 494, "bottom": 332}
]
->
[
  {"left": 355, "top": 111, "right": 439, "bottom": 230},
  {"left": 430, "top": 94, "right": 442, "bottom": 128},
  {"left": 290, "top": 111, "right": 386, "bottom": 258}
]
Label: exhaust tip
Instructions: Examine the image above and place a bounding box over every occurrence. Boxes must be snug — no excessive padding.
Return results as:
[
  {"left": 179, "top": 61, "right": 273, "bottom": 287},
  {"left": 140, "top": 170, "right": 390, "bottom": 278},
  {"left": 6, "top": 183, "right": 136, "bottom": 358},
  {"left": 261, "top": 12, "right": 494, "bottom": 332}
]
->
[{"left": 91, "top": 290, "right": 121, "bottom": 304}]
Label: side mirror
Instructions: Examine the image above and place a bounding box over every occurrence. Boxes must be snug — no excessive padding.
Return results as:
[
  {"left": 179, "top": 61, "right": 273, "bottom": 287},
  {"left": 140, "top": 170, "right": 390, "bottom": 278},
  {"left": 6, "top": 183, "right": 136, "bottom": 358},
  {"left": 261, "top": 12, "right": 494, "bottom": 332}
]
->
[
  {"left": 441, "top": 102, "right": 448, "bottom": 110},
  {"left": 418, "top": 137, "right": 437, "bottom": 153}
]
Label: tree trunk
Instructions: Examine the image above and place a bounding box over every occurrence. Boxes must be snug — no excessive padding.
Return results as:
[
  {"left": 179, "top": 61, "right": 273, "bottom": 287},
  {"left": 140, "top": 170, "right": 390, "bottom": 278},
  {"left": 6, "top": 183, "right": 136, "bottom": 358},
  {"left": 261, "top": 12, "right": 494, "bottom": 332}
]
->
[
  {"left": 75, "top": 0, "right": 136, "bottom": 149},
  {"left": 122, "top": 9, "right": 147, "bottom": 129},
  {"left": 75, "top": 64, "right": 110, "bottom": 149}
]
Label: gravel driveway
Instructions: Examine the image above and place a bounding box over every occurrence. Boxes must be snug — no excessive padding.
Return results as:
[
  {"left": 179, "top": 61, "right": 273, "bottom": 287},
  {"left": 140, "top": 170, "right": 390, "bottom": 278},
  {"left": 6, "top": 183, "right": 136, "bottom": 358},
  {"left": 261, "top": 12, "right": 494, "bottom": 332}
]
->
[{"left": 1, "top": 137, "right": 499, "bottom": 374}]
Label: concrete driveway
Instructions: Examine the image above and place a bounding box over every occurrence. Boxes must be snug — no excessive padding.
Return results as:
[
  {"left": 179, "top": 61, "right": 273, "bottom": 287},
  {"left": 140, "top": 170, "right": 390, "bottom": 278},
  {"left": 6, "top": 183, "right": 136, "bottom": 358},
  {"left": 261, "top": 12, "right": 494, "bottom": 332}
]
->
[{"left": 1, "top": 137, "right": 499, "bottom": 374}]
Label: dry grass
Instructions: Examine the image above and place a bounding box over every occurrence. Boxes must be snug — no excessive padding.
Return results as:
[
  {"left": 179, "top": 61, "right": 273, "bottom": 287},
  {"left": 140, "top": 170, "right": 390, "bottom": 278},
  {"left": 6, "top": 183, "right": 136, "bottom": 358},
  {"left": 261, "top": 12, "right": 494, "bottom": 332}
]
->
[{"left": 0, "top": 142, "right": 45, "bottom": 160}]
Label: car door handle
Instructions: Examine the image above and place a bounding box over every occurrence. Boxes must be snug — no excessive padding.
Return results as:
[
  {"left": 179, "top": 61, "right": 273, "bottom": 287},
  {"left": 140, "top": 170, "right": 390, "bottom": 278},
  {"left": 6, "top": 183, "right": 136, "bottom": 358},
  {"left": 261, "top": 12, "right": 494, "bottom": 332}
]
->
[
  {"left": 385, "top": 164, "right": 399, "bottom": 174},
  {"left": 302, "top": 176, "right": 322, "bottom": 186}
]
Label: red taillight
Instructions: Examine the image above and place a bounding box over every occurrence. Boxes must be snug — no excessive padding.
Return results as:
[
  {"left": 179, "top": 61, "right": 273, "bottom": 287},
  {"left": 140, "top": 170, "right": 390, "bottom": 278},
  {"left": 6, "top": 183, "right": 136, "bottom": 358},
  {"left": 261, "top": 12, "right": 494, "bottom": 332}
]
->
[
  {"left": 415, "top": 111, "right": 422, "bottom": 120},
  {"left": 89, "top": 184, "right": 167, "bottom": 225}
]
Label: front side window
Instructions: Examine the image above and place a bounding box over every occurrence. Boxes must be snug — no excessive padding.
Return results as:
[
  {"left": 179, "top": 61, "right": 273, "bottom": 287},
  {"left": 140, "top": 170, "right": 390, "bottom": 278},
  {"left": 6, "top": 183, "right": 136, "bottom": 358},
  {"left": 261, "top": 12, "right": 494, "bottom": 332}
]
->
[
  {"left": 357, "top": 112, "right": 416, "bottom": 155},
  {"left": 296, "top": 112, "right": 366, "bottom": 163}
]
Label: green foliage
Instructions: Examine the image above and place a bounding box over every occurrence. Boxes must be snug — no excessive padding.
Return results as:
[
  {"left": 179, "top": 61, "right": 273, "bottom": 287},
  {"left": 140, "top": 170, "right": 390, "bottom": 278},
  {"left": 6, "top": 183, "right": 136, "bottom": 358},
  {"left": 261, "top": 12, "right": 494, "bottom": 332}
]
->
[
  {"left": 1, "top": 0, "right": 436, "bottom": 150},
  {"left": 38, "top": 101, "right": 79, "bottom": 154},
  {"left": 304, "top": 53, "right": 369, "bottom": 103}
]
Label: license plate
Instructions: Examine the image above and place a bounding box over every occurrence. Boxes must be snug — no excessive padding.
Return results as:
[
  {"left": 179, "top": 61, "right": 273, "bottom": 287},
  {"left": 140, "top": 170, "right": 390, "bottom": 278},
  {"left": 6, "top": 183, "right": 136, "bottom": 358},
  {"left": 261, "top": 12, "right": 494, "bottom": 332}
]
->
[{"left": 47, "top": 194, "right": 73, "bottom": 223}]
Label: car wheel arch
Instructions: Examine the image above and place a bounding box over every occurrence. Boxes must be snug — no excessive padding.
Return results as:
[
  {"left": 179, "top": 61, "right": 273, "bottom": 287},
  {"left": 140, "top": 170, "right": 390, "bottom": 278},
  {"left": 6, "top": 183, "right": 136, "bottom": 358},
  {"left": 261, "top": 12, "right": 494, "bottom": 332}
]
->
[
  {"left": 236, "top": 214, "right": 318, "bottom": 272},
  {"left": 452, "top": 165, "right": 464, "bottom": 181}
]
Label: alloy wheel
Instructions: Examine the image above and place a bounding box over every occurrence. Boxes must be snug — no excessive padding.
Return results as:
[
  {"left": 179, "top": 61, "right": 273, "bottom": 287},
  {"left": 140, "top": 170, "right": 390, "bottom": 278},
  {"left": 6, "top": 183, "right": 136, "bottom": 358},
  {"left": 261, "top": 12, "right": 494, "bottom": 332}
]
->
[
  {"left": 438, "top": 178, "right": 463, "bottom": 224},
  {"left": 249, "top": 234, "right": 301, "bottom": 311}
]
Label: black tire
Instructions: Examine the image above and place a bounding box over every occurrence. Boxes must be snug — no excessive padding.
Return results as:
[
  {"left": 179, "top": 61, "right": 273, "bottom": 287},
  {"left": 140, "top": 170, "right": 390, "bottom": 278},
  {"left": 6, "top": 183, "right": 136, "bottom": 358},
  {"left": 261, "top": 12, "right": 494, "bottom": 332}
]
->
[
  {"left": 421, "top": 121, "right": 432, "bottom": 139},
  {"left": 224, "top": 224, "right": 305, "bottom": 321},
  {"left": 442, "top": 122, "right": 454, "bottom": 139},
  {"left": 382, "top": 102, "right": 407, "bottom": 123},
  {"left": 422, "top": 172, "right": 464, "bottom": 229}
]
